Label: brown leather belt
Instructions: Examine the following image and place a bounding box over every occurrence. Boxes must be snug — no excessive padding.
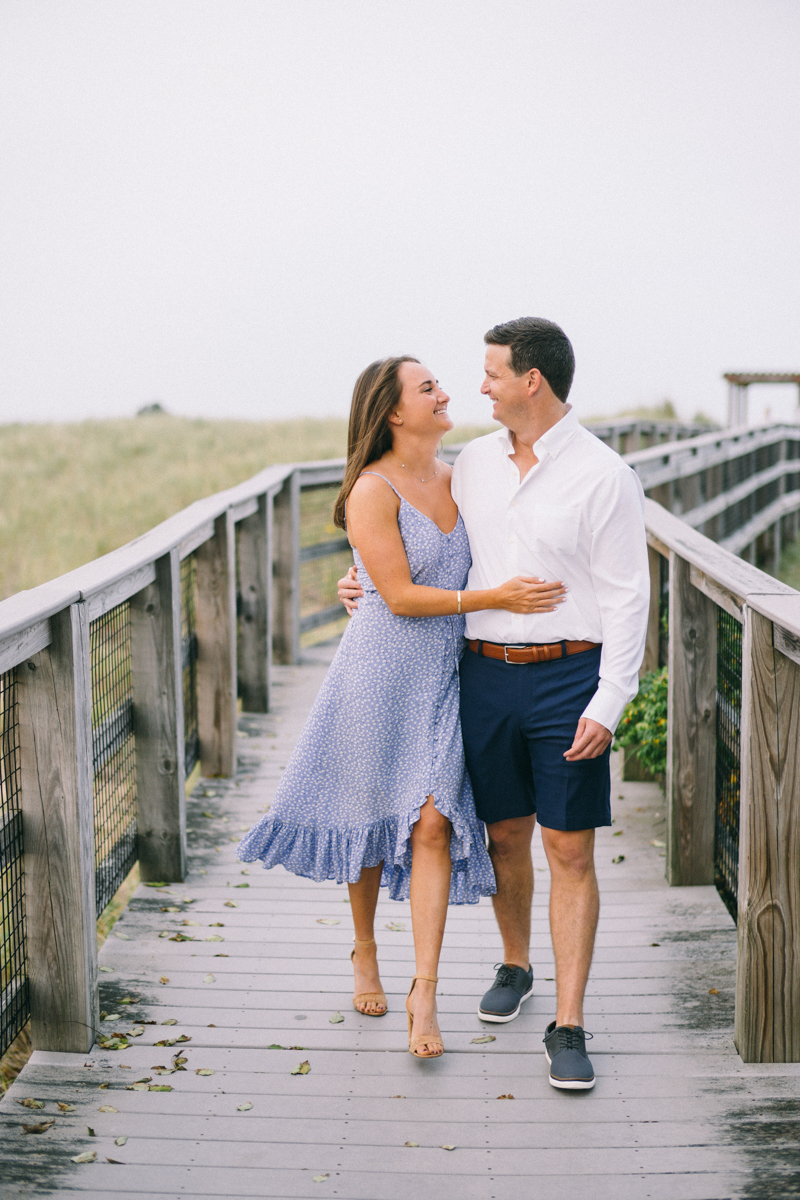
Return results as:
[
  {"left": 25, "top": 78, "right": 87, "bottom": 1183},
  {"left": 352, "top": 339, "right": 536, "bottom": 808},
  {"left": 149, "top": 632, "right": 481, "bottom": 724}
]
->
[{"left": 467, "top": 638, "right": 601, "bottom": 665}]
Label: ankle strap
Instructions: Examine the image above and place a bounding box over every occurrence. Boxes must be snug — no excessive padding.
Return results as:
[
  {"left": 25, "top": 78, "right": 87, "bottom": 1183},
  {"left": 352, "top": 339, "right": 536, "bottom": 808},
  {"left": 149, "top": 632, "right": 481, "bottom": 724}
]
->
[
  {"left": 353, "top": 937, "right": 376, "bottom": 947},
  {"left": 412, "top": 974, "right": 438, "bottom": 983}
]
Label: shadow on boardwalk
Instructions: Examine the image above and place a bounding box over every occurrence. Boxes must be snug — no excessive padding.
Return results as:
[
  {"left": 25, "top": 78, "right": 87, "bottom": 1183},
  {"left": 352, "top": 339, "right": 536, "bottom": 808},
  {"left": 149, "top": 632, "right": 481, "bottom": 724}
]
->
[{"left": 2, "top": 641, "right": 799, "bottom": 1199}]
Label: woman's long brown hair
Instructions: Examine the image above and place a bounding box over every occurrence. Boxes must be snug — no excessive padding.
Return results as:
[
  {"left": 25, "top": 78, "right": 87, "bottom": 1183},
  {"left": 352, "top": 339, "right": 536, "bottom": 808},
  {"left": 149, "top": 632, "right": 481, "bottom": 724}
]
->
[{"left": 333, "top": 356, "right": 419, "bottom": 530}]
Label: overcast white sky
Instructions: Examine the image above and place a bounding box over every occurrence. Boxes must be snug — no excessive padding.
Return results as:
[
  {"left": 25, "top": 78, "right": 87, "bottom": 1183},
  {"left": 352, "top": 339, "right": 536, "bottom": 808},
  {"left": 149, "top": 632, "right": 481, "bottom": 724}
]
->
[{"left": 2, "top": 0, "right": 799, "bottom": 427}]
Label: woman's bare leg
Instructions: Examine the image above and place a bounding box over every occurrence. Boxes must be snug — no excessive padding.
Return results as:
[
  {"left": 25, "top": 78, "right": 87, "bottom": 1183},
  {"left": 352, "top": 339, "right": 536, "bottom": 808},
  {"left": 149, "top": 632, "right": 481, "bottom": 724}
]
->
[
  {"left": 407, "top": 797, "right": 452, "bottom": 1056},
  {"left": 348, "top": 862, "right": 386, "bottom": 1014}
]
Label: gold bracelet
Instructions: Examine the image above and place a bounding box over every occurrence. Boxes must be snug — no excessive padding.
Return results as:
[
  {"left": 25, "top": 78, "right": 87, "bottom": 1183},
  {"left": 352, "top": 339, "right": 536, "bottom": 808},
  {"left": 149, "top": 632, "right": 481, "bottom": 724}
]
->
[{"left": 457, "top": 590, "right": 462, "bottom": 615}]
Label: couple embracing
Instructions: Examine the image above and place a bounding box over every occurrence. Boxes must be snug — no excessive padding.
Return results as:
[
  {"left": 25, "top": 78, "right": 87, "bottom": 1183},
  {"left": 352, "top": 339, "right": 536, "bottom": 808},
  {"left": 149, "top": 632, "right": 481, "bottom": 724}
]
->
[{"left": 238, "top": 317, "right": 649, "bottom": 1090}]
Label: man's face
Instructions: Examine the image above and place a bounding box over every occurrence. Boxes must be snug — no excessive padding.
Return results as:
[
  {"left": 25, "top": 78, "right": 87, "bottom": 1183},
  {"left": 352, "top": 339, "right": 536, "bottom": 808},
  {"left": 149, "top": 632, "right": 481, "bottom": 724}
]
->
[{"left": 480, "top": 343, "right": 534, "bottom": 429}]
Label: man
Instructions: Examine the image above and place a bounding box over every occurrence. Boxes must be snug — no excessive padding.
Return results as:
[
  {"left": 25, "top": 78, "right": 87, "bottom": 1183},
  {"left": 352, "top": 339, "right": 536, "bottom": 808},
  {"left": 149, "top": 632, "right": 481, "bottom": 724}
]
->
[{"left": 339, "top": 317, "right": 649, "bottom": 1089}]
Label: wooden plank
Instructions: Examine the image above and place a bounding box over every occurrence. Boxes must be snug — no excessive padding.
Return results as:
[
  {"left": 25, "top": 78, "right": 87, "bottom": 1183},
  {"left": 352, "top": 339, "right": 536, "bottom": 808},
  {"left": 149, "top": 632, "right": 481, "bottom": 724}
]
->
[
  {"left": 735, "top": 606, "right": 800, "bottom": 1062},
  {"left": 179, "top": 518, "right": 215, "bottom": 561},
  {"left": 665, "top": 554, "right": 717, "bottom": 886},
  {"left": 236, "top": 495, "right": 269, "bottom": 713},
  {"left": 688, "top": 564, "right": 742, "bottom": 623},
  {"left": 16, "top": 603, "right": 98, "bottom": 1051},
  {"left": 85, "top": 561, "right": 157, "bottom": 620},
  {"left": 774, "top": 622, "right": 800, "bottom": 666},
  {"left": 195, "top": 512, "right": 238, "bottom": 777},
  {"left": 272, "top": 472, "right": 300, "bottom": 666},
  {"left": 641, "top": 546, "right": 661, "bottom": 674},
  {"left": 230, "top": 496, "right": 259, "bottom": 524},
  {"left": 129, "top": 549, "right": 187, "bottom": 882},
  {"left": 0, "top": 617, "right": 50, "bottom": 673}
]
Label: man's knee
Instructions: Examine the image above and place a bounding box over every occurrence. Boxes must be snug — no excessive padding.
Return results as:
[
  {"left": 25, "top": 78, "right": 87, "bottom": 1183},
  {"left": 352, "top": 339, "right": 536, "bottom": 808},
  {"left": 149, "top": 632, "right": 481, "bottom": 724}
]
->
[
  {"left": 542, "top": 827, "right": 595, "bottom": 876},
  {"left": 487, "top": 816, "right": 536, "bottom": 860}
]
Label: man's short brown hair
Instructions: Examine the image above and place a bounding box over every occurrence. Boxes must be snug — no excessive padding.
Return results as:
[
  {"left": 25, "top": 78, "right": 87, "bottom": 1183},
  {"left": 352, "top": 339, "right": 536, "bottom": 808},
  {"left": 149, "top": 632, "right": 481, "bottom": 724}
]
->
[{"left": 484, "top": 317, "right": 575, "bottom": 401}]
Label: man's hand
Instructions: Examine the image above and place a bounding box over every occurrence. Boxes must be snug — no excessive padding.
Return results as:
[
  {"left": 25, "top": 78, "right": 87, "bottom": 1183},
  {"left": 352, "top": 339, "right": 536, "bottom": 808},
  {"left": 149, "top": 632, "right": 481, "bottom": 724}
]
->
[
  {"left": 337, "top": 565, "right": 363, "bottom": 616},
  {"left": 564, "top": 717, "right": 613, "bottom": 761}
]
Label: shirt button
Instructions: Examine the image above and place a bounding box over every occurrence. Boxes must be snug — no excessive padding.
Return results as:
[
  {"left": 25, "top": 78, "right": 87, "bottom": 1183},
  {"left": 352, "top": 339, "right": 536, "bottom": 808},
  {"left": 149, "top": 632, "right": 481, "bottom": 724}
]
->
[{"left": 508, "top": 535, "right": 515, "bottom": 543}]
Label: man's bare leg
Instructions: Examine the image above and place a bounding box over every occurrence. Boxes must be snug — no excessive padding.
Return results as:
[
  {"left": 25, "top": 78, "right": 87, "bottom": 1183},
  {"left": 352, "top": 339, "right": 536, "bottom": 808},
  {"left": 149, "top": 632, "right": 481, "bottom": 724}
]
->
[
  {"left": 540, "top": 827, "right": 598, "bottom": 1027},
  {"left": 486, "top": 815, "right": 537, "bottom": 969}
]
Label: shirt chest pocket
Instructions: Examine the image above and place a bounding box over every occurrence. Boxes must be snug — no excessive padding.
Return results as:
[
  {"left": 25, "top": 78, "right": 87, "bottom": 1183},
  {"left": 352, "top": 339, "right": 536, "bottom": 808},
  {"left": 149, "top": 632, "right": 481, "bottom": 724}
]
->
[{"left": 530, "top": 504, "right": 580, "bottom": 556}]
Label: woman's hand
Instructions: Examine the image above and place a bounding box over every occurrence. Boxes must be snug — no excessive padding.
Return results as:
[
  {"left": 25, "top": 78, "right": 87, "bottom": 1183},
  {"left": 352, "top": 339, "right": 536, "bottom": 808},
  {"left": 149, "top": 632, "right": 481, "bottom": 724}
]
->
[
  {"left": 493, "top": 576, "right": 567, "bottom": 613},
  {"left": 338, "top": 565, "right": 363, "bottom": 615}
]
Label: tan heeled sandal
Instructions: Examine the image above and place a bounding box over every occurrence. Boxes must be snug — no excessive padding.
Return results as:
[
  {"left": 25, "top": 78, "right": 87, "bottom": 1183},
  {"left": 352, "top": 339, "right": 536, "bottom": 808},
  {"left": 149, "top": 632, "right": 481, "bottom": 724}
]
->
[
  {"left": 406, "top": 974, "right": 444, "bottom": 1058},
  {"left": 351, "top": 937, "right": 388, "bottom": 1016}
]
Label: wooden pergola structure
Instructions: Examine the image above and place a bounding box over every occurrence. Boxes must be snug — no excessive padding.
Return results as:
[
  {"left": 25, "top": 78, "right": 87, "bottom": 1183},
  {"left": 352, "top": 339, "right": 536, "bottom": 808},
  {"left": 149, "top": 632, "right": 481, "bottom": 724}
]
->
[{"left": 724, "top": 371, "right": 800, "bottom": 426}]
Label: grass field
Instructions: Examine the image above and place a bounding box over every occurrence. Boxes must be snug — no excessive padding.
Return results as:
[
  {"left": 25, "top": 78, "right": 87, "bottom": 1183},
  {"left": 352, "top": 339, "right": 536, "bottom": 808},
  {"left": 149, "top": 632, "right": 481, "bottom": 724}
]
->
[{"left": 0, "top": 415, "right": 494, "bottom": 601}]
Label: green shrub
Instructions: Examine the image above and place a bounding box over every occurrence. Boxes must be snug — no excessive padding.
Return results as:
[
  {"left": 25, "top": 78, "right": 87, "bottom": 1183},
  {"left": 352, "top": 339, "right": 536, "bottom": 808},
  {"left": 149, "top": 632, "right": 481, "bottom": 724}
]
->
[{"left": 613, "top": 667, "right": 668, "bottom": 778}]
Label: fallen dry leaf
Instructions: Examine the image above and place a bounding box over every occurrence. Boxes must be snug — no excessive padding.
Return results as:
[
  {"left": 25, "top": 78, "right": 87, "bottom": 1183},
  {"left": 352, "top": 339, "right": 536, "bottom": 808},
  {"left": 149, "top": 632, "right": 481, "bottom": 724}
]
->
[
  {"left": 471, "top": 1035, "right": 496, "bottom": 1044},
  {"left": 159, "top": 976, "right": 169, "bottom": 984},
  {"left": 115, "top": 1136, "right": 128, "bottom": 1146},
  {"left": 145, "top": 881, "right": 168, "bottom": 887},
  {"left": 149, "top": 1085, "right": 173, "bottom": 1092},
  {"left": 316, "top": 918, "right": 339, "bottom": 925},
  {"left": 441, "top": 1144, "right": 456, "bottom": 1151},
  {"left": 236, "top": 1101, "right": 253, "bottom": 1111},
  {"left": 169, "top": 933, "right": 194, "bottom": 942},
  {"left": 385, "top": 921, "right": 405, "bottom": 931},
  {"left": 290, "top": 1060, "right": 311, "bottom": 1075},
  {"left": 98, "top": 966, "right": 115, "bottom": 973},
  {"left": 57, "top": 1102, "right": 76, "bottom": 1112},
  {"left": 98, "top": 1105, "right": 119, "bottom": 1113},
  {"left": 209, "top": 922, "right": 224, "bottom": 927},
  {"left": 126, "top": 1083, "right": 149, "bottom": 1092},
  {"left": 114, "top": 932, "right": 130, "bottom": 940},
  {"left": 612, "top": 855, "right": 625, "bottom": 864},
  {"left": 709, "top": 988, "right": 720, "bottom": 995},
  {"left": 23, "top": 1120, "right": 55, "bottom": 1134},
  {"left": 234, "top": 881, "right": 249, "bottom": 887},
  {"left": 203, "top": 974, "right": 216, "bottom": 984},
  {"left": 16, "top": 1098, "right": 45, "bottom": 1109},
  {"left": 312, "top": 1174, "right": 330, "bottom": 1182},
  {"left": 497, "top": 1094, "right": 515, "bottom": 1100},
  {"left": 158, "top": 931, "right": 170, "bottom": 938},
  {"left": 392, "top": 1095, "right": 405, "bottom": 1099},
  {"left": 182, "top": 919, "right": 201, "bottom": 927},
  {"left": 196, "top": 1069, "right": 214, "bottom": 1076},
  {"left": 161, "top": 1018, "right": 178, "bottom": 1025},
  {"left": 105, "top": 1157, "right": 124, "bottom": 1164},
  {"left": 71, "top": 1150, "right": 97, "bottom": 1163},
  {"left": 404, "top": 1141, "right": 418, "bottom": 1147},
  {"left": 87, "top": 1127, "right": 96, "bottom": 1136},
  {"left": 161, "top": 905, "right": 181, "bottom": 913},
  {"left": 201, "top": 811, "right": 214, "bottom": 818},
  {"left": 98, "top": 1082, "right": 110, "bottom": 1090},
  {"left": 329, "top": 1012, "right": 344, "bottom": 1024},
  {"left": 129, "top": 1026, "right": 145, "bottom": 1038},
  {"left": 268, "top": 1043, "right": 284, "bottom": 1049},
  {"left": 206, "top": 935, "right": 224, "bottom": 942},
  {"left": 224, "top": 900, "right": 238, "bottom": 908}
]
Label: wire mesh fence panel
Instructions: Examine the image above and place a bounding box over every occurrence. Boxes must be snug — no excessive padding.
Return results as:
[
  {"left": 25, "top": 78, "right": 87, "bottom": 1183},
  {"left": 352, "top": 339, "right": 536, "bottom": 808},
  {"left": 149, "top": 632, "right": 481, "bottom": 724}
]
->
[
  {"left": 715, "top": 608, "right": 742, "bottom": 922},
  {"left": 90, "top": 604, "right": 137, "bottom": 915},
  {"left": 0, "top": 670, "right": 28, "bottom": 1056},
  {"left": 181, "top": 554, "right": 199, "bottom": 776},
  {"left": 299, "top": 484, "right": 351, "bottom": 646}
]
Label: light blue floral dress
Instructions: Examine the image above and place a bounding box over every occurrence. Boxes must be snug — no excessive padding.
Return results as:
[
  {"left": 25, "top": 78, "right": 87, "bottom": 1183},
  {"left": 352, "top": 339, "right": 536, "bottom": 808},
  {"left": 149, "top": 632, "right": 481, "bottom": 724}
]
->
[{"left": 237, "top": 474, "right": 496, "bottom": 904}]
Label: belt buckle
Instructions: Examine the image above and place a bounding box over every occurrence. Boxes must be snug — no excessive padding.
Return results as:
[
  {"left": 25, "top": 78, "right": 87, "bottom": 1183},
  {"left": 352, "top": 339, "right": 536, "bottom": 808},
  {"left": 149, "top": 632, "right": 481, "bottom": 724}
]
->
[{"left": 503, "top": 644, "right": 529, "bottom": 664}]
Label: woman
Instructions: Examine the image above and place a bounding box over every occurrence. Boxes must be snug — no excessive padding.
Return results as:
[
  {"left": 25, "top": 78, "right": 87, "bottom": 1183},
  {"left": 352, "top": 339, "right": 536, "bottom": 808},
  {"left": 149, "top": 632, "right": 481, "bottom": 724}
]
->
[{"left": 237, "top": 356, "right": 566, "bottom": 1058}]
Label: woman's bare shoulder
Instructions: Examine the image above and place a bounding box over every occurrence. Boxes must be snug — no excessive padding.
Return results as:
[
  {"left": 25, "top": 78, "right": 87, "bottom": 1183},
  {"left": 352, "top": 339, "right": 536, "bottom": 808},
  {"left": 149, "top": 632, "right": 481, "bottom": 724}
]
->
[{"left": 347, "top": 469, "right": 400, "bottom": 509}]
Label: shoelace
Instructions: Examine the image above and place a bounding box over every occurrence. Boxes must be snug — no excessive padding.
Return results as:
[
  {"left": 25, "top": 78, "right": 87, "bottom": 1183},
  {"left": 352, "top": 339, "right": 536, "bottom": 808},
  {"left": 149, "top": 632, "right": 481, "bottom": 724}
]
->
[
  {"left": 544, "top": 1025, "right": 594, "bottom": 1050},
  {"left": 492, "top": 962, "right": 522, "bottom": 989}
]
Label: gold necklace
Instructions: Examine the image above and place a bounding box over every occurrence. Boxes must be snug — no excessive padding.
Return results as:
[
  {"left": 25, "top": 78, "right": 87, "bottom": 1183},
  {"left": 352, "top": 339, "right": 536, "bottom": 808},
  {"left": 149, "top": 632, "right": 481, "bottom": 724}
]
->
[{"left": 389, "top": 450, "right": 438, "bottom": 483}]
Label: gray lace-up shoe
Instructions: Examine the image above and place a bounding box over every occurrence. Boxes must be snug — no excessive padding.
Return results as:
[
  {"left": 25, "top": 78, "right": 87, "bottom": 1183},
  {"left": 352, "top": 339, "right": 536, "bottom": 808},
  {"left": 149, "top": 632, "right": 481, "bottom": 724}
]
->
[
  {"left": 543, "top": 1021, "right": 595, "bottom": 1089},
  {"left": 477, "top": 963, "right": 534, "bottom": 1023}
]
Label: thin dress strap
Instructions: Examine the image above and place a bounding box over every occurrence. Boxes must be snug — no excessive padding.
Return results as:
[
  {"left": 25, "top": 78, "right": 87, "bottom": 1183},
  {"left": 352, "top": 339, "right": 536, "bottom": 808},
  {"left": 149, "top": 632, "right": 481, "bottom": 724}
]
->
[{"left": 358, "top": 471, "right": 403, "bottom": 500}]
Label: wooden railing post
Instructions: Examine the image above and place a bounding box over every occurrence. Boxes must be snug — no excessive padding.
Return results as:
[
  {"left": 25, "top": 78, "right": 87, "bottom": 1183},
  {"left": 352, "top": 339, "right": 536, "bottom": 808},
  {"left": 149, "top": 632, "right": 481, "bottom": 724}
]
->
[
  {"left": 641, "top": 544, "right": 662, "bottom": 674},
  {"left": 195, "top": 511, "right": 237, "bottom": 777},
  {"left": 665, "top": 552, "right": 717, "bottom": 885},
  {"left": 237, "top": 494, "right": 271, "bottom": 712},
  {"left": 130, "top": 548, "right": 186, "bottom": 881},
  {"left": 735, "top": 606, "right": 800, "bottom": 1062},
  {"left": 17, "top": 603, "right": 99, "bottom": 1051},
  {"left": 273, "top": 471, "right": 300, "bottom": 666}
]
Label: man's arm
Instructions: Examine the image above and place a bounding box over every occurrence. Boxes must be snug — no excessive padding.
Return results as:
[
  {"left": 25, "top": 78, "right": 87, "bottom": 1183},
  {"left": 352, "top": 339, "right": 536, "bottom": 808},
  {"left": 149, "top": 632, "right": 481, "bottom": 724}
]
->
[{"left": 566, "top": 468, "right": 649, "bottom": 760}]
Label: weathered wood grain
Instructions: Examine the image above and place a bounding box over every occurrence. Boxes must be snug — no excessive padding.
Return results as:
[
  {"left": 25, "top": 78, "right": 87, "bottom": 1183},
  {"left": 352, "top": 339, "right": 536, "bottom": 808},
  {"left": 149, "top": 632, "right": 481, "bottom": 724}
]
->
[
  {"left": 129, "top": 549, "right": 186, "bottom": 882},
  {"left": 735, "top": 606, "right": 800, "bottom": 1062},
  {"left": 0, "top": 617, "right": 51, "bottom": 673},
  {"left": 195, "top": 513, "right": 238, "bottom": 777},
  {"left": 16, "top": 604, "right": 98, "bottom": 1052},
  {"left": 236, "top": 495, "right": 270, "bottom": 713},
  {"left": 272, "top": 472, "right": 300, "bottom": 666},
  {"left": 641, "top": 545, "right": 661, "bottom": 674},
  {"left": 666, "top": 554, "right": 717, "bottom": 886}
]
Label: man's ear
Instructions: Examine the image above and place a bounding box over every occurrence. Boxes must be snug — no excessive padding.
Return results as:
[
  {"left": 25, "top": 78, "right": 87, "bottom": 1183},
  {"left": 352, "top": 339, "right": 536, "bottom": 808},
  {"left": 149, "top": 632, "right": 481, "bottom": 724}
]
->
[{"left": 526, "top": 368, "right": 543, "bottom": 397}]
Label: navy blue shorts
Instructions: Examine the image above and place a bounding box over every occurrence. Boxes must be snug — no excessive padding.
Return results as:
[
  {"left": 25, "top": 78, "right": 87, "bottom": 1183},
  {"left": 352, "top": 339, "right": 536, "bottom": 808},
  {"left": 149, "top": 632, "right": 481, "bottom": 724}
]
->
[{"left": 459, "top": 645, "right": 611, "bottom": 831}]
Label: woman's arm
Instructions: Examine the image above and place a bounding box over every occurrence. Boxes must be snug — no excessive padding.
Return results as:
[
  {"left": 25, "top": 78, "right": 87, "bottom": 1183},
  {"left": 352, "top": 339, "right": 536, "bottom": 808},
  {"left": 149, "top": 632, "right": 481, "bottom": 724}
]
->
[{"left": 346, "top": 475, "right": 566, "bottom": 618}]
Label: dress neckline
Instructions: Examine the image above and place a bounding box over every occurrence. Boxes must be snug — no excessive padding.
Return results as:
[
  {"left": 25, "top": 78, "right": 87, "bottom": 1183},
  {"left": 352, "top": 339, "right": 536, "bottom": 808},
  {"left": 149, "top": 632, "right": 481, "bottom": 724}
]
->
[{"left": 397, "top": 496, "right": 461, "bottom": 537}]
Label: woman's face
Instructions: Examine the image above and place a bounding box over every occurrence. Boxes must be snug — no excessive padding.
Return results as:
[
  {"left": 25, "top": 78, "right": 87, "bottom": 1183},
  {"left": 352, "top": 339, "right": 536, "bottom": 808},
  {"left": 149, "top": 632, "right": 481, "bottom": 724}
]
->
[{"left": 392, "top": 361, "right": 453, "bottom": 436}]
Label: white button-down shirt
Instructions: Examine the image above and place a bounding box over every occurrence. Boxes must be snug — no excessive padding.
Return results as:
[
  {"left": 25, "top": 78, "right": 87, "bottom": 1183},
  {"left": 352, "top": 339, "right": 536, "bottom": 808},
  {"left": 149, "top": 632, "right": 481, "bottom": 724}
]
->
[{"left": 451, "top": 409, "right": 649, "bottom": 733}]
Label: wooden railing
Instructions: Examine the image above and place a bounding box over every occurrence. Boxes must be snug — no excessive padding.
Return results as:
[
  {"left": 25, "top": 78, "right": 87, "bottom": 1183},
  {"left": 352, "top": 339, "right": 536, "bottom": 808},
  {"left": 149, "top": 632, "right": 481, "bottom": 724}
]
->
[{"left": 0, "top": 422, "right": 798, "bottom": 1063}]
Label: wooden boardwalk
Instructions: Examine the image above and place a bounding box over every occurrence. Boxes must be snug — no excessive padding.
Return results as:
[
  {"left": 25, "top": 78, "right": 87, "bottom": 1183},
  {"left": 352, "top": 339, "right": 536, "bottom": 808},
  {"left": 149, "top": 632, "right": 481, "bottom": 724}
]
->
[{"left": 2, "top": 641, "right": 799, "bottom": 1199}]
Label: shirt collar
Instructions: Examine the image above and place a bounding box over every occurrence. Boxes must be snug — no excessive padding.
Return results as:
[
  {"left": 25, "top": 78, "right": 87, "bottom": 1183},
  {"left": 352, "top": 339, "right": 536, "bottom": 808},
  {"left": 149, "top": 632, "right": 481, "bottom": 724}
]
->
[{"left": 496, "top": 405, "right": 579, "bottom": 462}]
